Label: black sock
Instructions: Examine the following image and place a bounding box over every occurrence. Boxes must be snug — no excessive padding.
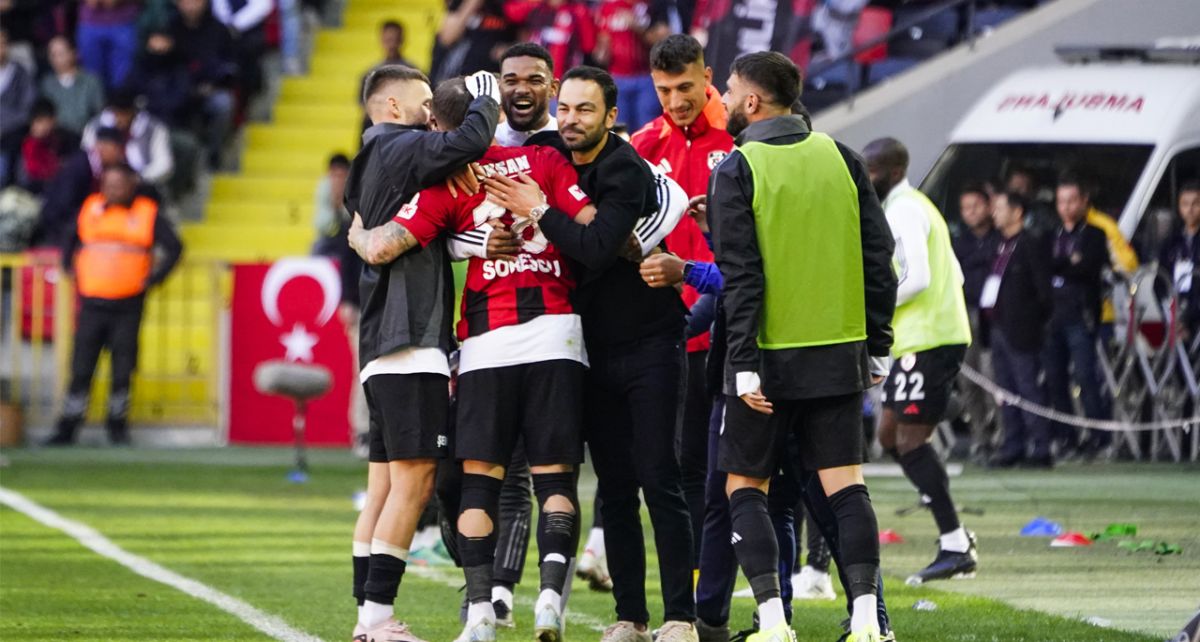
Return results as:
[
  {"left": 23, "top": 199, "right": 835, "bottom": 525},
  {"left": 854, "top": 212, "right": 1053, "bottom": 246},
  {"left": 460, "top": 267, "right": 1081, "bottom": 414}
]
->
[
  {"left": 897, "top": 444, "right": 960, "bottom": 535},
  {"left": 363, "top": 554, "right": 407, "bottom": 605},
  {"left": 533, "top": 472, "right": 579, "bottom": 595},
  {"left": 353, "top": 555, "right": 370, "bottom": 606},
  {"left": 804, "top": 512, "right": 832, "bottom": 573},
  {"left": 458, "top": 474, "right": 502, "bottom": 604},
  {"left": 826, "top": 484, "right": 879, "bottom": 601},
  {"left": 729, "top": 487, "right": 780, "bottom": 604}
]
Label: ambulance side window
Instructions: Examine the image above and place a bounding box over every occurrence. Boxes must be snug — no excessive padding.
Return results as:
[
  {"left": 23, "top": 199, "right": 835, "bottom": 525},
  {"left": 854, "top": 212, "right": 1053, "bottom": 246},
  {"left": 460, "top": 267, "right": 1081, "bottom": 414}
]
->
[{"left": 1135, "top": 146, "right": 1200, "bottom": 263}]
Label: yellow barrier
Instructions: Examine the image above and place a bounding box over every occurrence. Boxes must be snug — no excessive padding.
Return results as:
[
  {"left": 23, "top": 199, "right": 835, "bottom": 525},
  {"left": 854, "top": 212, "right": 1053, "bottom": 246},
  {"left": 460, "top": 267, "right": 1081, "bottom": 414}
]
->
[{"left": 0, "top": 253, "right": 228, "bottom": 429}]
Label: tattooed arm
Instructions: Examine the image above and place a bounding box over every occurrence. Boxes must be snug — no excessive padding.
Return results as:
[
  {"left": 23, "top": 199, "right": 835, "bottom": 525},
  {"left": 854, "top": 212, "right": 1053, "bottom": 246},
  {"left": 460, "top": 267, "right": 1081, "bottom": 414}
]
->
[{"left": 347, "top": 213, "right": 420, "bottom": 265}]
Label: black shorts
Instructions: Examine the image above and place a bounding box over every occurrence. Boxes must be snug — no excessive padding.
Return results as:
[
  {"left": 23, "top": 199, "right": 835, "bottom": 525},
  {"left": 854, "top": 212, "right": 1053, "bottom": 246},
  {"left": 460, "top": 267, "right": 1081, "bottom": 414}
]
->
[
  {"left": 455, "top": 359, "right": 584, "bottom": 466},
  {"left": 719, "top": 391, "right": 864, "bottom": 478},
  {"left": 882, "top": 344, "right": 966, "bottom": 424},
  {"left": 364, "top": 373, "right": 450, "bottom": 463}
]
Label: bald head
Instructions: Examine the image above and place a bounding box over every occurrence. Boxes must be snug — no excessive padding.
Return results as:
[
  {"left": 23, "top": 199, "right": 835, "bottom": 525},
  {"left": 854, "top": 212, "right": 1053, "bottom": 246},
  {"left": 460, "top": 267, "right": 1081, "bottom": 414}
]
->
[{"left": 864, "top": 137, "right": 909, "bottom": 200}]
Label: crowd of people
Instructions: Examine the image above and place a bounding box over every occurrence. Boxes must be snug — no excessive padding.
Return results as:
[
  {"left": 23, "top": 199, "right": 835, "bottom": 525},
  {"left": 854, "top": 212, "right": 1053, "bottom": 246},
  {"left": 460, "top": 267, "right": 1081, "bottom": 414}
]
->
[
  {"left": 951, "top": 169, "right": 1199, "bottom": 467},
  {"left": 0, "top": 0, "right": 323, "bottom": 249}
]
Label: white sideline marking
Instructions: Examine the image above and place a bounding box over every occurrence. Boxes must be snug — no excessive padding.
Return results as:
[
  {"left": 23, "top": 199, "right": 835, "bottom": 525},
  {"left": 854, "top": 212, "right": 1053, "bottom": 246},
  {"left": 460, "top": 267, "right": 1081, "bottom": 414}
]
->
[
  {"left": 0, "top": 486, "right": 323, "bottom": 642},
  {"left": 407, "top": 564, "right": 610, "bottom": 632}
]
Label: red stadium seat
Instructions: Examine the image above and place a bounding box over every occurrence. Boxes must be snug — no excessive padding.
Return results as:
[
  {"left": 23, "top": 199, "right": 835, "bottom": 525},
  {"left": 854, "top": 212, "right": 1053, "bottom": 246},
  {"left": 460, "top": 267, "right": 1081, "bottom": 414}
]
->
[{"left": 854, "top": 7, "right": 893, "bottom": 65}]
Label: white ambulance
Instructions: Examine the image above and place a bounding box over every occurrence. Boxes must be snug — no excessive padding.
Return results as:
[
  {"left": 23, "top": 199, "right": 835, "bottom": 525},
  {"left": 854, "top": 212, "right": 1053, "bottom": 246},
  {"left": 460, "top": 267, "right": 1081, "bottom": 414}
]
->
[{"left": 920, "top": 41, "right": 1200, "bottom": 261}]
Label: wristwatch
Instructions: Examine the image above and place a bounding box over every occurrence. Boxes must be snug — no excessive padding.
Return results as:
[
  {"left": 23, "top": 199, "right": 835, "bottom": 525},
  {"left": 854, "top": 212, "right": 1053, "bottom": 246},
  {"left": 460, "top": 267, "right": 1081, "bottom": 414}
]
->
[{"left": 528, "top": 203, "right": 550, "bottom": 221}]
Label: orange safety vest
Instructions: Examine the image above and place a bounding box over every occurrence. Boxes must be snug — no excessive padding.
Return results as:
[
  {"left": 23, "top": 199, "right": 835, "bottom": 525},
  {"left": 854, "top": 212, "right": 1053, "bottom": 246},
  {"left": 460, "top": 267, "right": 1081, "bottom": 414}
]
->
[{"left": 75, "top": 193, "right": 157, "bottom": 299}]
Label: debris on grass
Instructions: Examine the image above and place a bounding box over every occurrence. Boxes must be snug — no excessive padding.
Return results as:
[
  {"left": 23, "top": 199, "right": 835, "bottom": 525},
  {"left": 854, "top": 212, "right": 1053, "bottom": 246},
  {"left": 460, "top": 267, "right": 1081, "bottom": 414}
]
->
[
  {"left": 879, "top": 529, "right": 905, "bottom": 544},
  {"left": 913, "top": 599, "right": 938, "bottom": 612},
  {"left": 1020, "top": 516, "right": 1063, "bottom": 537},
  {"left": 1050, "top": 532, "right": 1093, "bottom": 547}
]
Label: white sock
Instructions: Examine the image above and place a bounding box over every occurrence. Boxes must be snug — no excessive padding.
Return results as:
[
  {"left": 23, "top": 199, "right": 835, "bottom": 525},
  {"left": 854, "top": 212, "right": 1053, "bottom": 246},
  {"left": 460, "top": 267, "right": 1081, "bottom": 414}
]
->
[
  {"left": 758, "top": 597, "right": 786, "bottom": 630},
  {"left": 353, "top": 541, "right": 371, "bottom": 557},
  {"left": 492, "top": 585, "right": 513, "bottom": 609},
  {"left": 467, "top": 601, "right": 496, "bottom": 624},
  {"left": 585, "top": 528, "right": 605, "bottom": 557},
  {"left": 357, "top": 605, "right": 364, "bottom": 623},
  {"left": 850, "top": 594, "right": 878, "bottom": 632},
  {"left": 940, "top": 527, "right": 970, "bottom": 553},
  {"left": 361, "top": 600, "right": 393, "bottom": 628},
  {"left": 536, "top": 588, "right": 562, "bottom": 613}
]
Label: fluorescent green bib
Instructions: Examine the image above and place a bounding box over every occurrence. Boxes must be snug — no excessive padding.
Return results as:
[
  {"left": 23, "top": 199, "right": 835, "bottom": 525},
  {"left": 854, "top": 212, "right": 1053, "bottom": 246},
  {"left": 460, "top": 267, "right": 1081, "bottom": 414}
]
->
[
  {"left": 740, "top": 132, "right": 866, "bottom": 349},
  {"left": 890, "top": 187, "right": 972, "bottom": 356}
]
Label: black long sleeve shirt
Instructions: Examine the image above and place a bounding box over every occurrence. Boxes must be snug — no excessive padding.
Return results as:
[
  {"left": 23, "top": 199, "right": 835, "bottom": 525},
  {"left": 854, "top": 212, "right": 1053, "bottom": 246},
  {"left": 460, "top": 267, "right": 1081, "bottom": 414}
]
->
[
  {"left": 538, "top": 133, "right": 686, "bottom": 347},
  {"left": 345, "top": 95, "right": 499, "bottom": 363}
]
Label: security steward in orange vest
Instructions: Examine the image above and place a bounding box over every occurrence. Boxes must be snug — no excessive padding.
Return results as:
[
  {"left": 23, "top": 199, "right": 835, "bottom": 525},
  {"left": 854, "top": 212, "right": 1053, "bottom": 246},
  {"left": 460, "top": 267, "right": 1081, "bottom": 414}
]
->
[{"left": 45, "top": 163, "right": 182, "bottom": 446}]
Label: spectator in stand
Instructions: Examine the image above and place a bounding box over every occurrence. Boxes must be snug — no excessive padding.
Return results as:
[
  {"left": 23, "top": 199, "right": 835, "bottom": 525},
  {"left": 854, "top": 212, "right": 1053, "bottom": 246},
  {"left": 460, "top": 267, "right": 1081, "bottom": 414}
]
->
[
  {"left": 358, "top": 21, "right": 418, "bottom": 131},
  {"left": 1043, "top": 172, "right": 1113, "bottom": 461},
  {"left": 952, "top": 182, "right": 1001, "bottom": 459},
  {"left": 1, "top": 28, "right": 36, "bottom": 187},
  {"left": 507, "top": 0, "right": 597, "bottom": 80},
  {"left": 18, "top": 99, "right": 78, "bottom": 194},
  {"left": 311, "top": 153, "right": 352, "bottom": 256},
  {"left": 75, "top": 0, "right": 140, "bottom": 90},
  {"left": 986, "top": 191, "right": 1054, "bottom": 468},
  {"left": 40, "top": 36, "right": 107, "bottom": 137},
  {"left": 36, "top": 126, "right": 127, "bottom": 247},
  {"left": 432, "top": 0, "right": 516, "bottom": 81},
  {"left": 595, "top": 0, "right": 658, "bottom": 131},
  {"left": 211, "top": 0, "right": 272, "bottom": 99},
  {"left": 82, "top": 90, "right": 175, "bottom": 187},
  {"left": 127, "top": 30, "right": 191, "bottom": 128},
  {"left": 645, "top": 0, "right": 694, "bottom": 43},
  {"left": 1158, "top": 180, "right": 1200, "bottom": 343},
  {"left": 169, "top": 0, "right": 238, "bottom": 170}
]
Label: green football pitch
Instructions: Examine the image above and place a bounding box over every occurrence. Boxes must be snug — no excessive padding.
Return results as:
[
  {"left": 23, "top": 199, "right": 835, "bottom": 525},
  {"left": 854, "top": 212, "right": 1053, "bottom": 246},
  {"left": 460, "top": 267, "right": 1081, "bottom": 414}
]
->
[{"left": 1, "top": 447, "right": 1196, "bottom": 641}]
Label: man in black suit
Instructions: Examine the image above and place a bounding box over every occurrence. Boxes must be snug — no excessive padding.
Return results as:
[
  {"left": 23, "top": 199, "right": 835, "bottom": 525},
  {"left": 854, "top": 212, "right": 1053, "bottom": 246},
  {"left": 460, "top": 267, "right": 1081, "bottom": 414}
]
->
[
  {"left": 1041, "top": 173, "right": 1112, "bottom": 461},
  {"left": 985, "top": 191, "right": 1055, "bottom": 468}
]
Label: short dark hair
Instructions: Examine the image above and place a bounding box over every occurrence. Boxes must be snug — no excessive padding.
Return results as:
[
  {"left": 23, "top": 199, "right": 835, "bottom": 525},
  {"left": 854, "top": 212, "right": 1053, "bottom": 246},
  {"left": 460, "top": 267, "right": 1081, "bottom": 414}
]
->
[
  {"left": 960, "top": 181, "right": 990, "bottom": 202},
  {"left": 500, "top": 42, "right": 554, "bottom": 74},
  {"left": 107, "top": 89, "right": 138, "bottom": 112},
  {"left": 380, "top": 20, "right": 403, "bottom": 34},
  {"left": 95, "top": 126, "right": 124, "bottom": 144},
  {"left": 328, "top": 153, "right": 351, "bottom": 170},
  {"left": 649, "top": 34, "right": 704, "bottom": 74},
  {"left": 32, "top": 98, "right": 57, "bottom": 120},
  {"left": 102, "top": 162, "right": 138, "bottom": 179},
  {"left": 1179, "top": 179, "right": 1200, "bottom": 195},
  {"left": 362, "top": 64, "right": 429, "bottom": 106},
  {"left": 431, "top": 77, "right": 472, "bottom": 130},
  {"left": 729, "top": 51, "right": 801, "bottom": 109},
  {"left": 561, "top": 65, "right": 618, "bottom": 112},
  {"left": 1057, "top": 169, "right": 1091, "bottom": 199},
  {"left": 1000, "top": 189, "right": 1029, "bottom": 214}
]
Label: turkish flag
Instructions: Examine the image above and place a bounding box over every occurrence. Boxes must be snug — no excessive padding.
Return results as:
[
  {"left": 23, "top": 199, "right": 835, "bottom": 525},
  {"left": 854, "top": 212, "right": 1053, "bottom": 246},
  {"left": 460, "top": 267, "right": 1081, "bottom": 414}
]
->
[{"left": 228, "top": 260, "right": 353, "bottom": 446}]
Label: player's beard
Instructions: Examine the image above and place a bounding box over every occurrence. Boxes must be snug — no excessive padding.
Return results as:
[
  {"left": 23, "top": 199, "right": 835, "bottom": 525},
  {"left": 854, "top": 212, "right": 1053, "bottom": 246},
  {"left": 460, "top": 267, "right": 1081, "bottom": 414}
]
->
[
  {"left": 562, "top": 123, "right": 605, "bottom": 153},
  {"left": 504, "top": 96, "right": 548, "bottom": 132},
  {"left": 726, "top": 105, "right": 749, "bottom": 138}
]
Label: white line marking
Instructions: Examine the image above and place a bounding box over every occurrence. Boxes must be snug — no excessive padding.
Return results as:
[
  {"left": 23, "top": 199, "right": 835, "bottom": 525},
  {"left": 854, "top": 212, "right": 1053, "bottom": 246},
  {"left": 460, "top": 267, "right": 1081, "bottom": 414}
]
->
[
  {"left": 0, "top": 486, "right": 323, "bottom": 642},
  {"left": 406, "top": 564, "right": 609, "bottom": 632}
]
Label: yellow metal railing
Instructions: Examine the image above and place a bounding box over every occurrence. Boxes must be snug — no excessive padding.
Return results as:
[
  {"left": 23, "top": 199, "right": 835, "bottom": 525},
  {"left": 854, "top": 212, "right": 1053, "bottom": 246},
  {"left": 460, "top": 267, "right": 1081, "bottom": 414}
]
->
[{"left": 0, "top": 253, "right": 229, "bottom": 429}]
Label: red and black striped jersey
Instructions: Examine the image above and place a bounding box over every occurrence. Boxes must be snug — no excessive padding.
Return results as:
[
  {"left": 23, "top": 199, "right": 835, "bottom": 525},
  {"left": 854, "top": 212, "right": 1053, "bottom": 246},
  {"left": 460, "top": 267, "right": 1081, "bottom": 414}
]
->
[{"left": 395, "top": 145, "right": 591, "bottom": 341}]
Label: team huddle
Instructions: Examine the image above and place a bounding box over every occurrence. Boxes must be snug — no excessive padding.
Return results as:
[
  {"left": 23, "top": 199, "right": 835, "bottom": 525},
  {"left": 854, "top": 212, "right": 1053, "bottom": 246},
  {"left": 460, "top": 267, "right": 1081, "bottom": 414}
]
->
[{"left": 342, "top": 34, "right": 974, "bottom": 642}]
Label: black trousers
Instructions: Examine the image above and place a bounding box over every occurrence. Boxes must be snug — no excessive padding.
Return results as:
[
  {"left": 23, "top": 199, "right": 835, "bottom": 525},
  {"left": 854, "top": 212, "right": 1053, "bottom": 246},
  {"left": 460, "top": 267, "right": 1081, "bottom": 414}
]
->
[
  {"left": 62, "top": 299, "right": 143, "bottom": 422},
  {"left": 678, "top": 349, "right": 712, "bottom": 566},
  {"left": 586, "top": 330, "right": 695, "bottom": 623}
]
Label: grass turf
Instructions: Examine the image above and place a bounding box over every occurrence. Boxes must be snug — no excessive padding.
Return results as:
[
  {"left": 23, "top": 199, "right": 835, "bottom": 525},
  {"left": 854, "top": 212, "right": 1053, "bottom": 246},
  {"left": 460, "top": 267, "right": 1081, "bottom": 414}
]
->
[{"left": 0, "top": 447, "right": 1196, "bottom": 641}]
